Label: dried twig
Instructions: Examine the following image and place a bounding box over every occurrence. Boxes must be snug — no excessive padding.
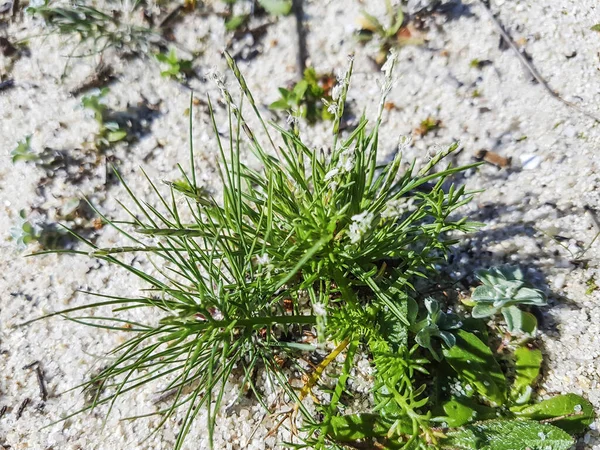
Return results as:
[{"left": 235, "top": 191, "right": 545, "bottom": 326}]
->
[
  {"left": 584, "top": 205, "right": 600, "bottom": 234},
  {"left": 476, "top": 0, "right": 600, "bottom": 123},
  {"left": 35, "top": 365, "right": 48, "bottom": 402},
  {"left": 23, "top": 361, "right": 48, "bottom": 402},
  {"left": 16, "top": 398, "right": 30, "bottom": 419}
]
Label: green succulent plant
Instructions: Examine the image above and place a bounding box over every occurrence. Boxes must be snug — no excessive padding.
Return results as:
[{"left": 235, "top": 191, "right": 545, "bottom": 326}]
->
[{"left": 470, "top": 266, "right": 547, "bottom": 334}]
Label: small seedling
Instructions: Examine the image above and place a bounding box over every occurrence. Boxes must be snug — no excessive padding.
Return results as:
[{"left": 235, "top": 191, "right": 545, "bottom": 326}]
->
[
  {"left": 155, "top": 49, "right": 193, "bottom": 81},
  {"left": 81, "top": 88, "right": 128, "bottom": 149},
  {"left": 356, "top": 0, "right": 423, "bottom": 65},
  {"left": 11, "top": 136, "right": 37, "bottom": 164},
  {"left": 11, "top": 200, "right": 99, "bottom": 251},
  {"left": 269, "top": 67, "right": 336, "bottom": 123},
  {"left": 415, "top": 116, "right": 441, "bottom": 137},
  {"left": 469, "top": 266, "right": 546, "bottom": 334},
  {"left": 585, "top": 276, "right": 598, "bottom": 295},
  {"left": 10, "top": 210, "right": 39, "bottom": 250}
]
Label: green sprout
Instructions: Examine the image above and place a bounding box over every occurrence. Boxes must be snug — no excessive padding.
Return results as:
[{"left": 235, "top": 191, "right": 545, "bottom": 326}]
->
[
  {"left": 155, "top": 49, "right": 193, "bottom": 81},
  {"left": 10, "top": 210, "right": 39, "bottom": 250},
  {"left": 269, "top": 68, "right": 335, "bottom": 123},
  {"left": 28, "top": 55, "right": 594, "bottom": 450},
  {"left": 416, "top": 116, "right": 441, "bottom": 137},
  {"left": 11, "top": 136, "right": 37, "bottom": 164},
  {"left": 470, "top": 266, "right": 547, "bottom": 334},
  {"left": 81, "top": 88, "right": 127, "bottom": 149}
]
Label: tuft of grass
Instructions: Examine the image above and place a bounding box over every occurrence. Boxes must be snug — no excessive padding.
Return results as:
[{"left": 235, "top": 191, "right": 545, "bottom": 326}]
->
[
  {"left": 28, "top": 53, "right": 594, "bottom": 449},
  {"left": 27, "top": 0, "right": 157, "bottom": 75}
]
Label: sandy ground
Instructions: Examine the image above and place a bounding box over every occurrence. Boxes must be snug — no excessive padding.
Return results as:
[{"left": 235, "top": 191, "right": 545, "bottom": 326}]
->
[{"left": 1, "top": 0, "right": 599, "bottom": 448}]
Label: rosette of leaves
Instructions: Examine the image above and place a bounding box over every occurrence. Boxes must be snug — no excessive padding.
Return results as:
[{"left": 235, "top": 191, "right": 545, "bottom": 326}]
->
[
  {"left": 470, "top": 266, "right": 546, "bottom": 334},
  {"left": 412, "top": 298, "right": 462, "bottom": 361}
]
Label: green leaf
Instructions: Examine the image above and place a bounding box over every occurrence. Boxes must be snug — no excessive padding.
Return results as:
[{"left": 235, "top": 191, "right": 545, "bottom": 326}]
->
[
  {"left": 520, "top": 311, "right": 538, "bottom": 334},
  {"left": 470, "top": 285, "right": 498, "bottom": 304},
  {"left": 277, "top": 87, "right": 290, "bottom": 97},
  {"left": 510, "top": 346, "right": 542, "bottom": 404},
  {"left": 257, "top": 0, "right": 292, "bottom": 16},
  {"left": 292, "top": 80, "right": 308, "bottom": 100},
  {"left": 591, "top": 24, "right": 600, "bottom": 32},
  {"left": 269, "top": 99, "right": 291, "bottom": 110},
  {"left": 387, "top": 6, "right": 404, "bottom": 36},
  {"left": 441, "top": 419, "right": 574, "bottom": 450},
  {"left": 513, "top": 286, "right": 547, "bottom": 305},
  {"left": 501, "top": 305, "right": 525, "bottom": 333},
  {"left": 470, "top": 301, "right": 499, "bottom": 318},
  {"left": 107, "top": 130, "right": 127, "bottom": 142},
  {"left": 160, "top": 69, "right": 177, "bottom": 78},
  {"left": 378, "top": 305, "right": 408, "bottom": 352},
  {"left": 225, "top": 14, "right": 248, "bottom": 31},
  {"left": 155, "top": 52, "right": 169, "bottom": 63},
  {"left": 359, "top": 11, "right": 384, "bottom": 35},
  {"left": 326, "top": 413, "right": 407, "bottom": 441},
  {"left": 440, "top": 397, "right": 497, "bottom": 427},
  {"left": 11, "top": 136, "right": 37, "bottom": 164},
  {"left": 514, "top": 394, "right": 595, "bottom": 433},
  {"left": 443, "top": 330, "right": 507, "bottom": 406}
]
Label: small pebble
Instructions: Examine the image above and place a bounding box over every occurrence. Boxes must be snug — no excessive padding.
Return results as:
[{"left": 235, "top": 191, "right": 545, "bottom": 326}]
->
[
  {"left": 520, "top": 153, "right": 541, "bottom": 170},
  {"left": 553, "top": 274, "right": 566, "bottom": 290},
  {"left": 563, "top": 126, "right": 577, "bottom": 138},
  {"left": 0, "top": 0, "right": 12, "bottom": 13}
]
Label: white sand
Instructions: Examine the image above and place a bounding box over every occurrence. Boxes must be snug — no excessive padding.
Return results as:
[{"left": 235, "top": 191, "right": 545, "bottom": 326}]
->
[{"left": 1, "top": 0, "right": 599, "bottom": 448}]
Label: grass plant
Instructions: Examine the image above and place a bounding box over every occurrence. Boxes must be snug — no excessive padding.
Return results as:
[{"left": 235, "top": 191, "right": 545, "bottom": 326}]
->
[
  {"left": 28, "top": 53, "right": 594, "bottom": 450},
  {"left": 27, "top": 1, "right": 155, "bottom": 58}
]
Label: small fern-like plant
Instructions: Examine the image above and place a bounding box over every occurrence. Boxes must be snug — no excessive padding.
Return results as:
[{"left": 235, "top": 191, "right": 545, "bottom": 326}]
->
[{"left": 28, "top": 53, "right": 593, "bottom": 450}]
